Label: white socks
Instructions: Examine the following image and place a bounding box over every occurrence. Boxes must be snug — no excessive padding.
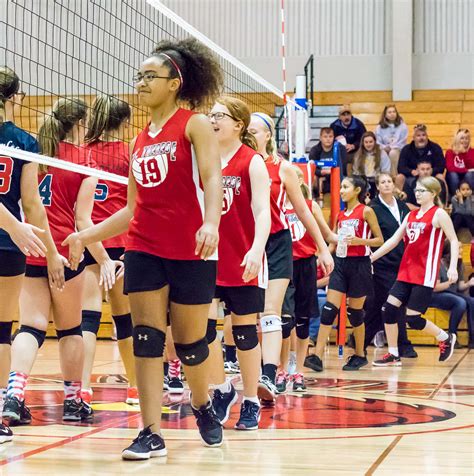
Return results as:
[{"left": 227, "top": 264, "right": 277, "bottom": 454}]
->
[
  {"left": 388, "top": 347, "right": 399, "bottom": 357},
  {"left": 436, "top": 330, "right": 449, "bottom": 342}
]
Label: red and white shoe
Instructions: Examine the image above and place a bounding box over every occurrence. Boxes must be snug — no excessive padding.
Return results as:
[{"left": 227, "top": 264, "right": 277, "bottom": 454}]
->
[
  {"left": 80, "top": 388, "right": 93, "bottom": 404},
  {"left": 126, "top": 387, "right": 139, "bottom": 405}
]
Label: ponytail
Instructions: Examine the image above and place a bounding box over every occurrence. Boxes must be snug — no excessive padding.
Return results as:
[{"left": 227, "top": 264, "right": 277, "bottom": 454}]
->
[{"left": 242, "top": 130, "right": 257, "bottom": 151}]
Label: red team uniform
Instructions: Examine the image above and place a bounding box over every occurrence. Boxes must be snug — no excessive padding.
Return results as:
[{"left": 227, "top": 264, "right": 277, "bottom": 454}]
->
[{"left": 336, "top": 203, "right": 371, "bottom": 257}]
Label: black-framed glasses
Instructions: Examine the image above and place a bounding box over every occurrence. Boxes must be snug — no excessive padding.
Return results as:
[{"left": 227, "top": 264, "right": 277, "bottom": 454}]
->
[
  {"left": 207, "top": 112, "right": 236, "bottom": 121},
  {"left": 133, "top": 72, "right": 171, "bottom": 83},
  {"left": 16, "top": 91, "right": 26, "bottom": 102},
  {"left": 414, "top": 188, "right": 430, "bottom": 194}
]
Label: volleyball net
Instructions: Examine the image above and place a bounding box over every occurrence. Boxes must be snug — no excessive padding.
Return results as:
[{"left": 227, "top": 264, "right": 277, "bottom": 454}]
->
[{"left": 0, "top": 0, "right": 297, "bottom": 182}]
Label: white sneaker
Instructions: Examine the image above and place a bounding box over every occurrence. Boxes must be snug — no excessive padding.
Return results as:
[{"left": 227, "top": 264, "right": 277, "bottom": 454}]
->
[{"left": 224, "top": 361, "right": 240, "bottom": 374}]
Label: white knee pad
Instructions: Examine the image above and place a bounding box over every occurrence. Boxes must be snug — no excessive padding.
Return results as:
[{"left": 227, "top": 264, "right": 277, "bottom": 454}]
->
[{"left": 260, "top": 314, "right": 282, "bottom": 333}]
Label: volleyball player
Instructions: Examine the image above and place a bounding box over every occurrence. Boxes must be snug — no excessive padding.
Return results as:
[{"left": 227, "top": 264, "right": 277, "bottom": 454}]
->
[
  {"left": 0, "top": 67, "right": 64, "bottom": 443},
  {"left": 62, "top": 39, "right": 224, "bottom": 459},
  {"left": 308, "top": 176, "right": 383, "bottom": 372},
  {"left": 206, "top": 97, "right": 270, "bottom": 430},
  {"left": 247, "top": 112, "right": 334, "bottom": 402},
  {"left": 80, "top": 95, "right": 136, "bottom": 405},
  {"left": 372, "top": 176, "right": 459, "bottom": 366}
]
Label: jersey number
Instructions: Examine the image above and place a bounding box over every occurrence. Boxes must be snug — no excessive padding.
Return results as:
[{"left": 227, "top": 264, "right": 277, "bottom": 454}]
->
[
  {"left": 94, "top": 183, "right": 109, "bottom": 202},
  {"left": 38, "top": 174, "right": 53, "bottom": 206},
  {"left": 0, "top": 156, "right": 14, "bottom": 194}
]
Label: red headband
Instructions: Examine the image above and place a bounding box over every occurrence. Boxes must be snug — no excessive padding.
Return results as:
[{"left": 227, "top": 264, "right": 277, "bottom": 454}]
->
[{"left": 160, "top": 53, "right": 183, "bottom": 88}]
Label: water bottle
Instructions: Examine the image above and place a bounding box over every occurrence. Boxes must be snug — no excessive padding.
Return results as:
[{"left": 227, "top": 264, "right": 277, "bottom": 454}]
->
[{"left": 336, "top": 225, "right": 354, "bottom": 258}]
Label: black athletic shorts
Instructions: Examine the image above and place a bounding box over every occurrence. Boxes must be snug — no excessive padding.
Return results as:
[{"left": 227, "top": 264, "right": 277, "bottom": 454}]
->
[
  {"left": 282, "top": 282, "right": 295, "bottom": 317},
  {"left": 0, "top": 250, "right": 26, "bottom": 277},
  {"left": 124, "top": 251, "right": 216, "bottom": 305},
  {"left": 83, "top": 247, "right": 125, "bottom": 267},
  {"left": 389, "top": 280, "right": 434, "bottom": 314},
  {"left": 265, "top": 229, "right": 293, "bottom": 280},
  {"left": 215, "top": 285, "right": 265, "bottom": 316},
  {"left": 329, "top": 256, "right": 373, "bottom": 298},
  {"left": 293, "top": 255, "right": 317, "bottom": 318},
  {"left": 25, "top": 259, "right": 86, "bottom": 282}
]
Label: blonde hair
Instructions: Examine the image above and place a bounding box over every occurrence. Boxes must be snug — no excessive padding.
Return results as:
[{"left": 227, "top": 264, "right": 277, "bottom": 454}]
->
[
  {"left": 452, "top": 128, "right": 470, "bottom": 154},
  {"left": 418, "top": 176, "right": 442, "bottom": 207},
  {"left": 216, "top": 96, "right": 257, "bottom": 150},
  {"left": 292, "top": 164, "right": 310, "bottom": 199},
  {"left": 252, "top": 112, "right": 277, "bottom": 156}
]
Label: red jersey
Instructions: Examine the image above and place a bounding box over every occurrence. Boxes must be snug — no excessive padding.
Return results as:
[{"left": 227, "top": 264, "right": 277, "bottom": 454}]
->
[
  {"left": 218, "top": 144, "right": 268, "bottom": 288},
  {"left": 285, "top": 199, "right": 317, "bottom": 260},
  {"left": 265, "top": 157, "right": 288, "bottom": 235},
  {"left": 445, "top": 148, "right": 474, "bottom": 174},
  {"left": 337, "top": 203, "right": 371, "bottom": 257},
  {"left": 27, "top": 142, "right": 92, "bottom": 266},
  {"left": 86, "top": 140, "right": 129, "bottom": 249},
  {"left": 397, "top": 206, "right": 444, "bottom": 288},
  {"left": 127, "top": 109, "right": 211, "bottom": 260}
]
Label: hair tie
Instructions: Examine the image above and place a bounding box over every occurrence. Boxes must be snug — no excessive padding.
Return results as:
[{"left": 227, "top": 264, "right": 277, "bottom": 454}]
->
[
  {"left": 252, "top": 113, "right": 272, "bottom": 133},
  {"left": 160, "top": 52, "right": 184, "bottom": 88}
]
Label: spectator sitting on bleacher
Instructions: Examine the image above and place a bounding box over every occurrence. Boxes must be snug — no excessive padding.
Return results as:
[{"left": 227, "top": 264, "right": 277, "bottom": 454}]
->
[
  {"left": 375, "top": 104, "right": 408, "bottom": 177},
  {"left": 403, "top": 160, "right": 448, "bottom": 210},
  {"left": 396, "top": 124, "right": 446, "bottom": 192},
  {"left": 330, "top": 104, "right": 366, "bottom": 175},
  {"left": 430, "top": 242, "right": 474, "bottom": 349},
  {"left": 451, "top": 181, "right": 474, "bottom": 236},
  {"left": 309, "top": 127, "right": 347, "bottom": 199},
  {"left": 352, "top": 131, "right": 391, "bottom": 198},
  {"left": 445, "top": 128, "right": 474, "bottom": 197}
]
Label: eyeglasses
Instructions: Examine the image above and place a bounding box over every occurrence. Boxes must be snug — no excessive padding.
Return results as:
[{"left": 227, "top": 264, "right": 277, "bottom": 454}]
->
[
  {"left": 414, "top": 188, "right": 430, "bottom": 194},
  {"left": 207, "top": 112, "right": 237, "bottom": 121},
  {"left": 16, "top": 91, "right": 26, "bottom": 101},
  {"left": 133, "top": 72, "right": 171, "bottom": 83}
]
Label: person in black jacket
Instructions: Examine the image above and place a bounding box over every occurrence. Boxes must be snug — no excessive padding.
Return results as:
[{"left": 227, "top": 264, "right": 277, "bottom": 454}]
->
[
  {"left": 396, "top": 124, "right": 446, "bottom": 191},
  {"left": 363, "top": 173, "right": 417, "bottom": 357}
]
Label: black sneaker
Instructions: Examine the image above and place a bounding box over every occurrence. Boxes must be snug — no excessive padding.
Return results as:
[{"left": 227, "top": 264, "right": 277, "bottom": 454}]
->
[
  {"left": 63, "top": 399, "right": 94, "bottom": 422},
  {"left": 212, "top": 384, "right": 238, "bottom": 424},
  {"left": 257, "top": 375, "right": 277, "bottom": 403},
  {"left": 372, "top": 353, "right": 402, "bottom": 367},
  {"left": 3, "top": 396, "right": 32, "bottom": 426},
  {"left": 342, "top": 354, "right": 369, "bottom": 371},
  {"left": 0, "top": 422, "right": 13, "bottom": 444},
  {"left": 163, "top": 376, "right": 169, "bottom": 391},
  {"left": 439, "top": 333, "right": 456, "bottom": 362},
  {"left": 192, "top": 400, "right": 223, "bottom": 447},
  {"left": 122, "top": 426, "right": 167, "bottom": 460},
  {"left": 168, "top": 377, "right": 184, "bottom": 395},
  {"left": 304, "top": 354, "right": 323, "bottom": 372},
  {"left": 399, "top": 346, "right": 418, "bottom": 358},
  {"left": 235, "top": 400, "right": 260, "bottom": 431}
]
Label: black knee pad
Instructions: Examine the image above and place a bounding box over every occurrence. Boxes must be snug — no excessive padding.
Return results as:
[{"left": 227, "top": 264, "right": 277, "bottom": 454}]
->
[
  {"left": 406, "top": 314, "right": 426, "bottom": 331},
  {"left": 175, "top": 337, "right": 209, "bottom": 366},
  {"left": 206, "top": 319, "right": 217, "bottom": 344},
  {"left": 56, "top": 325, "right": 83, "bottom": 340},
  {"left": 232, "top": 324, "right": 259, "bottom": 351},
  {"left": 281, "top": 315, "right": 294, "bottom": 339},
  {"left": 81, "top": 310, "right": 102, "bottom": 335},
  {"left": 347, "top": 308, "right": 365, "bottom": 328},
  {"left": 112, "top": 313, "right": 133, "bottom": 340},
  {"left": 133, "top": 325, "right": 165, "bottom": 358},
  {"left": 18, "top": 324, "right": 47, "bottom": 348},
  {"left": 382, "top": 302, "right": 400, "bottom": 325},
  {"left": 295, "top": 317, "right": 310, "bottom": 339},
  {"left": 0, "top": 321, "right": 13, "bottom": 345},
  {"left": 321, "top": 302, "right": 339, "bottom": 326}
]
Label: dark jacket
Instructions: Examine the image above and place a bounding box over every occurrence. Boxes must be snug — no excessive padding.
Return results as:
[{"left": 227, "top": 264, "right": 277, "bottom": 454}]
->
[
  {"left": 398, "top": 140, "right": 445, "bottom": 177},
  {"left": 370, "top": 195, "right": 410, "bottom": 271},
  {"left": 309, "top": 142, "right": 347, "bottom": 177},
  {"left": 330, "top": 117, "right": 367, "bottom": 152}
]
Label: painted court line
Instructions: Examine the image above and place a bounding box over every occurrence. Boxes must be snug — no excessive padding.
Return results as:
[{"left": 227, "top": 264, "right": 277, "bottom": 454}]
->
[{"left": 365, "top": 435, "right": 403, "bottom": 475}]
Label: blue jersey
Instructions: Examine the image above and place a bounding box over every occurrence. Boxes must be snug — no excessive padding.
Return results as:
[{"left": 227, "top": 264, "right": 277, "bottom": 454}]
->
[{"left": 0, "top": 121, "right": 38, "bottom": 252}]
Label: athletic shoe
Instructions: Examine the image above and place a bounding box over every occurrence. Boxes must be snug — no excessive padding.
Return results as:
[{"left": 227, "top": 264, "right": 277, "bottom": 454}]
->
[
  {"left": 235, "top": 400, "right": 260, "bottom": 430},
  {"left": 372, "top": 353, "right": 402, "bottom": 367},
  {"left": 126, "top": 387, "right": 139, "bottom": 405},
  {"left": 212, "top": 385, "right": 238, "bottom": 424},
  {"left": 168, "top": 377, "right": 185, "bottom": 395},
  {"left": 275, "top": 370, "right": 289, "bottom": 394},
  {"left": 0, "top": 423, "right": 13, "bottom": 444},
  {"left": 291, "top": 373, "right": 307, "bottom": 392},
  {"left": 304, "top": 354, "right": 323, "bottom": 372},
  {"left": 224, "top": 361, "right": 240, "bottom": 374},
  {"left": 3, "top": 396, "right": 32, "bottom": 426},
  {"left": 63, "top": 399, "right": 94, "bottom": 422},
  {"left": 287, "top": 352, "right": 297, "bottom": 375},
  {"left": 399, "top": 346, "right": 418, "bottom": 358},
  {"left": 163, "top": 376, "right": 169, "bottom": 391},
  {"left": 342, "top": 355, "right": 369, "bottom": 371},
  {"left": 80, "top": 388, "right": 93, "bottom": 404},
  {"left": 192, "top": 400, "right": 223, "bottom": 447},
  {"left": 373, "top": 330, "right": 386, "bottom": 348},
  {"left": 439, "top": 333, "right": 456, "bottom": 362},
  {"left": 257, "top": 375, "right": 277, "bottom": 403},
  {"left": 122, "top": 426, "right": 167, "bottom": 460}
]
